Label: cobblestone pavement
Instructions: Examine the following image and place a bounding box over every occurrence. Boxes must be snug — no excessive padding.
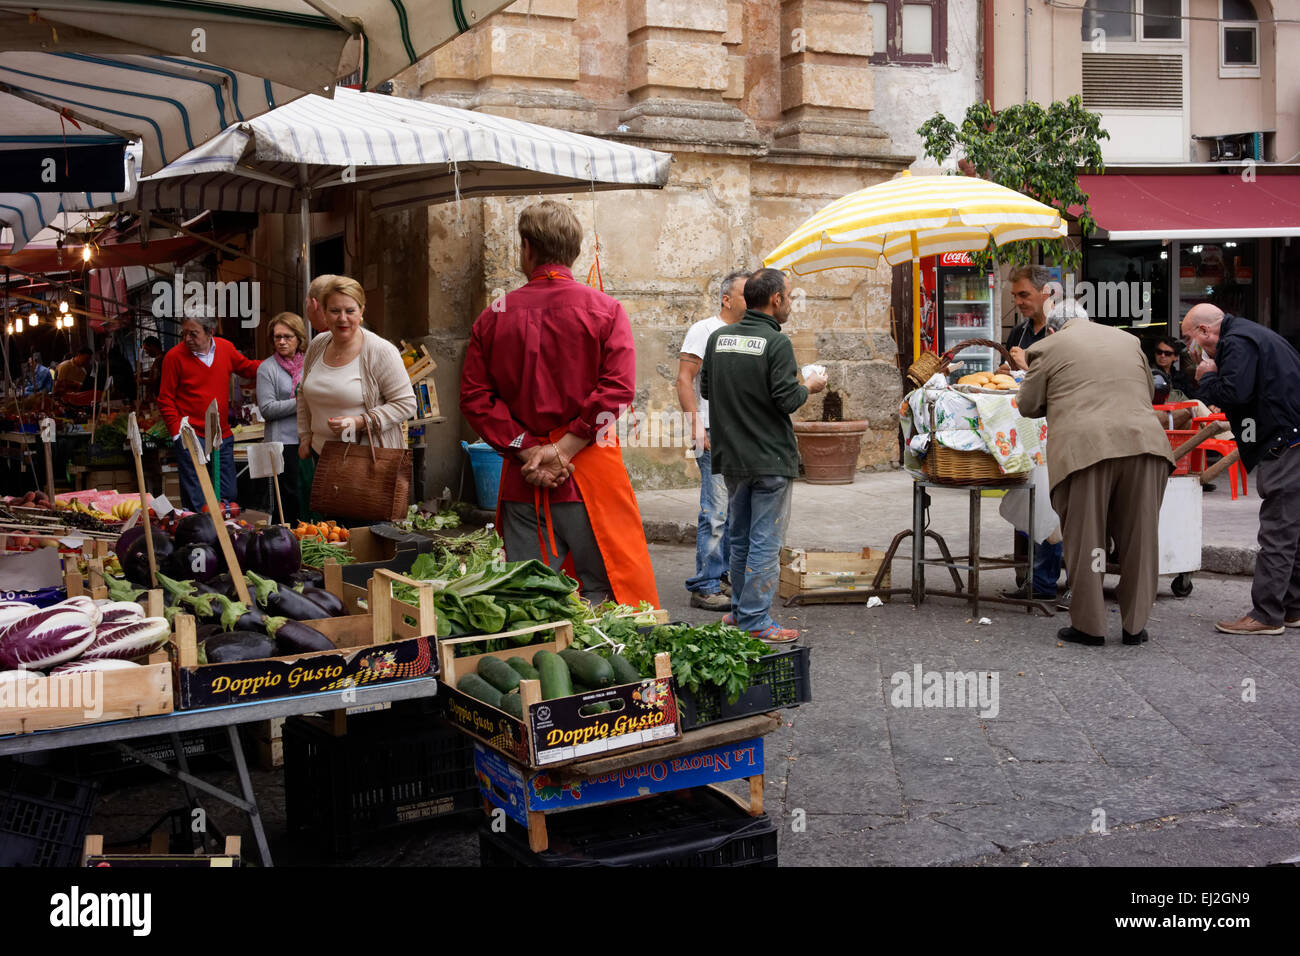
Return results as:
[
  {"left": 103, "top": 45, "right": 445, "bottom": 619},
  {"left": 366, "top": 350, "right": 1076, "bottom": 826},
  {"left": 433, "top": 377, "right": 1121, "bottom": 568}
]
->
[{"left": 67, "top": 544, "right": 1300, "bottom": 866}]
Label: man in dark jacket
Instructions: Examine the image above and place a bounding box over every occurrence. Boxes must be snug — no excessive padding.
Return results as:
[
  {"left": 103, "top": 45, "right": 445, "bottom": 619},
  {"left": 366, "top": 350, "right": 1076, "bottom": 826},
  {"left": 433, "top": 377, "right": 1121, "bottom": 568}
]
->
[
  {"left": 1183, "top": 303, "right": 1300, "bottom": 635},
  {"left": 700, "top": 268, "right": 826, "bottom": 643}
]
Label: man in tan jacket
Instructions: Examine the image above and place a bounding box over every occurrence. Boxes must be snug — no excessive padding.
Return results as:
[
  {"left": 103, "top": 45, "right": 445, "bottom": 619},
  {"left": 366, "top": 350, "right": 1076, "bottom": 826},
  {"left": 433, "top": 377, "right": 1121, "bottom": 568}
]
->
[{"left": 1018, "top": 301, "right": 1175, "bottom": 646}]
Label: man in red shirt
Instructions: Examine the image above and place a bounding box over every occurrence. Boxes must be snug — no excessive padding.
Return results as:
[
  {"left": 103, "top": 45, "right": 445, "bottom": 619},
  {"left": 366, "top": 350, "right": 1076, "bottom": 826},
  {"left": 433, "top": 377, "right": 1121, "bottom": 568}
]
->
[
  {"left": 460, "top": 201, "right": 658, "bottom": 607},
  {"left": 158, "top": 314, "right": 260, "bottom": 511}
]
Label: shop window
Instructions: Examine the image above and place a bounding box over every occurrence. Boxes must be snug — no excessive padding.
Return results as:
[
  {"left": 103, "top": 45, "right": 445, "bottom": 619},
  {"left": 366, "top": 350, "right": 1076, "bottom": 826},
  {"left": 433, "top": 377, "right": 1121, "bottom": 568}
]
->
[
  {"left": 1220, "top": 0, "right": 1259, "bottom": 78},
  {"left": 867, "top": 0, "right": 946, "bottom": 66},
  {"left": 1080, "top": 0, "right": 1184, "bottom": 44}
]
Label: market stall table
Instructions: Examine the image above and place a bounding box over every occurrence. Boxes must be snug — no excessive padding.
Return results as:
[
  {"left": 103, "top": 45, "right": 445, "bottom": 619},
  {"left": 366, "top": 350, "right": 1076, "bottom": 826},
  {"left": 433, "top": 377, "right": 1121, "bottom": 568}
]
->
[{"left": 0, "top": 675, "right": 438, "bottom": 867}]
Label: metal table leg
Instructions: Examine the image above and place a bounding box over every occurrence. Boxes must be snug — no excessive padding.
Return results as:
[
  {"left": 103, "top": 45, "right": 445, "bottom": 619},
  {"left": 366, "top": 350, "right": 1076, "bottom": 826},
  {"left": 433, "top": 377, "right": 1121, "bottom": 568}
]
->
[
  {"left": 169, "top": 732, "right": 209, "bottom": 853},
  {"left": 226, "top": 724, "right": 273, "bottom": 867},
  {"left": 912, "top": 481, "right": 925, "bottom": 605},
  {"left": 969, "top": 488, "right": 981, "bottom": 619},
  {"left": 1027, "top": 482, "right": 1036, "bottom": 615}
]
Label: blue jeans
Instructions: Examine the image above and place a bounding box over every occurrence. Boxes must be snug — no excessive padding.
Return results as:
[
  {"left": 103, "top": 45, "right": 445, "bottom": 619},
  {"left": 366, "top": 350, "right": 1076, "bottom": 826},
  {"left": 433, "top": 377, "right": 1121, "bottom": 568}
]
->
[
  {"left": 1017, "top": 530, "right": 1063, "bottom": 596},
  {"left": 175, "top": 435, "right": 236, "bottom": 513},
  {"left": 685, "top": 433, "right": 730, "bottom": 594},
  {"left": 726, "top": 475, "right": 793, "bottom": 632}
]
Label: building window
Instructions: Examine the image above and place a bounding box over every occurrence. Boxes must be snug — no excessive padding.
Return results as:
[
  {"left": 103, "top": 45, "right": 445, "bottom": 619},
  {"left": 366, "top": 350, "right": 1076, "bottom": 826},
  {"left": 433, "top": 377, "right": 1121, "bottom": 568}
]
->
[
  {"left": 1080, "top": 0, "right": 1183, "bottom": 44},
  {"left": 1220, "top": 0, "right": 1259, "bottom": 78},
  {"left": 867, "top": 0, "right": 946, "bottom": 66}
]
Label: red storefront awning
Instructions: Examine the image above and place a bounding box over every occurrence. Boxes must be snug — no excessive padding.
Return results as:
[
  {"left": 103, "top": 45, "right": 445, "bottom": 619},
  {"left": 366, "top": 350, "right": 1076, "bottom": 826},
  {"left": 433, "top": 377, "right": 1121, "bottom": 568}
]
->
[{"left": 1078, "top": 173, "right": 1300, "bottom": 241}]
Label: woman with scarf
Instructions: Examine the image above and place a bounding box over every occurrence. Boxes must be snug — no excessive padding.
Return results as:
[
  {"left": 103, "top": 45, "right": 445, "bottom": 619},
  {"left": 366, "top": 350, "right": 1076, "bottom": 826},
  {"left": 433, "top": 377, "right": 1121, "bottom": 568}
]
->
[{"left": 257, "top": 312, "right": 308, "bottom": 524}]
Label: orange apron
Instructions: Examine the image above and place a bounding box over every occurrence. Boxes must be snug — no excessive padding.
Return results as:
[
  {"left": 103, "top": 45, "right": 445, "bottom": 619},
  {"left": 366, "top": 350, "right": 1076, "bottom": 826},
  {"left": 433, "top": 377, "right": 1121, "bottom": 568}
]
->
[{"left": 496, "top": 428, "right": 660, "bottom": 608}]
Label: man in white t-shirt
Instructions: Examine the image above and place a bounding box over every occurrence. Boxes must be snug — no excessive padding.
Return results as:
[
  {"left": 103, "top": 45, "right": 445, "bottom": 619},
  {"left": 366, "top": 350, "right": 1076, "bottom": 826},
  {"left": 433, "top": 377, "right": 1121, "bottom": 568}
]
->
[{"left": 676, "top": 270, "right": 749, "bottom": 610}]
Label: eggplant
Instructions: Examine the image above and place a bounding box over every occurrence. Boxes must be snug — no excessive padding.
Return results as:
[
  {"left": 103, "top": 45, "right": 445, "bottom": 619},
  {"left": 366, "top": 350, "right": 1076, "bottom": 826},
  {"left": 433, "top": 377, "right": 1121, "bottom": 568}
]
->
[
  {"left": 206, "top": 594, "right": 269, "bottom": 634},
  {"left": 230, "top": 529, "right": 255, "bottom": 572},
  {"left": 251, "top": 526, "right": 301, "bottom": 580},
  {"left": 288, "top": 568, "right": 325, "bottom": 589},
  {"left": 122, "top": 530, "right": 174, "bottom": 586},
  {"left": 209, "top": 573, "right": 240, "bottom": 600},
  {"left": 265, "top": 618, "right": 336, "bottom": 656},
  {"left": 297, "top": 586, "right": 346, "bottom": 618},
  {"left": 165, "top": 543, "right": 221, "bottom": 583},
  {"left": 203, "top": 631, "right": 275, "bottom": 664},
  {"left": 245, "top": 571, "right": 328, "bottom": 621},
  {"left": 174, "top": 513, "right": 219, "bottom": 549},
  {"left": 195, "top": 622, "right": 225, "bottom": 644}
]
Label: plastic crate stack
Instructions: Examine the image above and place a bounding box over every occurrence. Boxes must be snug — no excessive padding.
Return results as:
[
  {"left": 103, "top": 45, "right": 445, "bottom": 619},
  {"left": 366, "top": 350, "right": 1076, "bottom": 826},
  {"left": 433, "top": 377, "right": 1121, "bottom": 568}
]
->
[{"left": 0, "top": 760, "right": 99, "bottom": 867}]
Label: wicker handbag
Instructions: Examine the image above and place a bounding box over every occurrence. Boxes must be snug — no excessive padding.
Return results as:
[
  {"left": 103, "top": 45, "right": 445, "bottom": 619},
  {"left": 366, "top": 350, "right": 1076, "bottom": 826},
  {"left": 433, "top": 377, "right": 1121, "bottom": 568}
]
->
[{"left": 310, "top": 412, "right": 412, "bottom": 522}]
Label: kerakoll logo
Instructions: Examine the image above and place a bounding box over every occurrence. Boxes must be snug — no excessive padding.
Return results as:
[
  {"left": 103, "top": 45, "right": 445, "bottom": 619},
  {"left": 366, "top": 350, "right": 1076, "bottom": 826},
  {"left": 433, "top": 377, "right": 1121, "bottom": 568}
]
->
[
  {"left": 0, "top": 671, "right": 103, "bottom": 719},
  {"left": 151, "top": 273, "right": 261, "bottom": 328},
  {"left": 889, "top": 664, "right": 999, "bottom": 718},
  {"left": 49, "top": 886, "right": 151, "bottom": 936}
]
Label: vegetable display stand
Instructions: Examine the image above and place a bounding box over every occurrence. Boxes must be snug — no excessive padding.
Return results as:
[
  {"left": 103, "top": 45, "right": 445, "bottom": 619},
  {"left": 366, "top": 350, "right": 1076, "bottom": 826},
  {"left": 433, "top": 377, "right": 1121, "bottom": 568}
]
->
[
  {"left": 479, "top": 785, "right": 778, "bottom": 867},
  {"left": 0, "top": 761, "right": 98, "bottom": 867},
  {"left": 284, "top": 706, "right": 478, "bottom": 856},
  {"left": 82, "top": 833, "right": 242, "bottom": 867},
  {"left": 475, "top": 712, "right": 780, "bottom": 853},
  {"left": 778, "top": 546, "right": 892, "bottom": 605},
  {"left": 172, "top": 568, "right": 437, "bottom": 709},
  {"left": 0, "top": 651, "right": 173, "bottom": 737},
  {"left": 437, "top": 620, "right": 681, "bottom": 769}
]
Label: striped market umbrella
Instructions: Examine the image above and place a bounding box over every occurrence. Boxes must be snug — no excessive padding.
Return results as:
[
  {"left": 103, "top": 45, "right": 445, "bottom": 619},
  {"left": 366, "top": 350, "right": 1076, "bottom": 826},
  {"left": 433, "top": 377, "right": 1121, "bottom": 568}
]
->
[{"left": 763, "top": 171, "right": 1065, "bottom": 358}]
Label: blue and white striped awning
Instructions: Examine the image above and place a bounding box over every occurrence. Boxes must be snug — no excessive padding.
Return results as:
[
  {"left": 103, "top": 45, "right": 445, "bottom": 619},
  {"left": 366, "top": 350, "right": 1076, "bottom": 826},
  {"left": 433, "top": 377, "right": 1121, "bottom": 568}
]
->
[{"left": 129, "top": 87, "right": 673, "bottom": 215}]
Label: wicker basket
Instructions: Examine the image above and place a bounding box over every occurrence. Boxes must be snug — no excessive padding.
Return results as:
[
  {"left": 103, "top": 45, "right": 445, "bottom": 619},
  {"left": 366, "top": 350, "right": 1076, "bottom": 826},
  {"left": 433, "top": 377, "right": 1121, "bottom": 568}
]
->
[
  {"left": 924, "top": 443, "right": 1028, "bottom": 486},
  {"left": 906, "top": 351, "right": 946, "bottom": 388}
]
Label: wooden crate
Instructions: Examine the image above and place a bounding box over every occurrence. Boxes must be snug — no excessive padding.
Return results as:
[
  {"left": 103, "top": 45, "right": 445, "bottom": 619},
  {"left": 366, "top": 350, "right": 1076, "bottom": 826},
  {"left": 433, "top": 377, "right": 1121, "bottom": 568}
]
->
[
  {"left": 171, "top": 568, "right": 437, "bottom": 709},
  {"left": 83, "top": 834, "right": 241, "bottom": 867},
  {"left": 778, "top": 546, "right": 891, "bottom": 603},
  {"left": 437, "top": 621, "right": 680, "bottom": 769}
]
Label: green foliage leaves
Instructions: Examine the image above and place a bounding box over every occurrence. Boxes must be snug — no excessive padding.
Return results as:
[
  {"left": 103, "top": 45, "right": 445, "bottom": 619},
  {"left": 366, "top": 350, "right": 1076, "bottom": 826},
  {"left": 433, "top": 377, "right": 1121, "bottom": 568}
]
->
[{"left": 917, "top": 95, "right": 1110, "bottom": 271}]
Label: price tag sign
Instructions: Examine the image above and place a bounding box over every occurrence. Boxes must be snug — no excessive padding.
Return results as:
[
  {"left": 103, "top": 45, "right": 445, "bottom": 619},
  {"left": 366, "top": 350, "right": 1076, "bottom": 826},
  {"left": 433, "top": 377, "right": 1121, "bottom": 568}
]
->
[
  {"left": 126, "top": 412, "right": 143, "bottom": 456},
  {"left": 179, "top": 419, "right": 207, "bottom": 465},
  {"left": 246, "top": 442, "right": 284, "bottom": 479},
  {"left": 205, "top": 400, "right": 221, "bottom": 453},
  {"left": 39, "top": 418, "right": 55, "bottom": 443}
]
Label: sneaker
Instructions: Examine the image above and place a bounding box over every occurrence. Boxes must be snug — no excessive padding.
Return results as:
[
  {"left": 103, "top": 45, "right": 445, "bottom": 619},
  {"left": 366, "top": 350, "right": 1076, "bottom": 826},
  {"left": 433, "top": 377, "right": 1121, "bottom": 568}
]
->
[
  {"left": 690, "top": 591, "right": 731, "bottom": 612},
  {"left": 1216, "top": 615, "right": 1285, "bottom": 635},
  {"left": 1285, "top": 613, "right": 1300, "bottom": 628},
  {"left": 719, "top": 581, "right": 732, "bottom": 597},
  {"left": 1002, "top": 583, "right": 1056, "bottom": 601},
  {"left": 752, "top": 624, "right": 800, "bottom": 644},
  {"left": 722, "top": 613, "right": 737, "bottom": 627}
]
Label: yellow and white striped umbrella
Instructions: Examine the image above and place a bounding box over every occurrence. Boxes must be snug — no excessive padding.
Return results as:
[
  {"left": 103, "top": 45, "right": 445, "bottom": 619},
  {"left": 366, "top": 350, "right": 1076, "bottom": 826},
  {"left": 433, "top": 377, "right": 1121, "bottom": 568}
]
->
[{"left": 764, "top": 170, "right": 1065, "bottom": 274}]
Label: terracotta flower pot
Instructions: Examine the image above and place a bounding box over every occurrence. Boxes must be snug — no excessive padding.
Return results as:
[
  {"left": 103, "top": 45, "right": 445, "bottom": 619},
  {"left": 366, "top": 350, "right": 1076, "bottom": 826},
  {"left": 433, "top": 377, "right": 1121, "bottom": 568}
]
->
[{"left": 793, "top": 420, "right": 868, "bottom": 484}]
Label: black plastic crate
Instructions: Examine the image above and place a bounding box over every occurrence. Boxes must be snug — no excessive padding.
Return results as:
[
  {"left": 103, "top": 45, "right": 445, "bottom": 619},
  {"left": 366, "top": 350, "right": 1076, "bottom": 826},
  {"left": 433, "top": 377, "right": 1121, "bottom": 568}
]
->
[
  {"left": 284, "top": 706, "right": 478, "bottom": 856},
  {"left": 479, "top": 786, "right": 777, "bottom": 867},
  {"left": 0, "top": 760, "right": 98, "bottom": 867},
  {"left": 676, "top": 645, "right": 812, "bottom": 730}
]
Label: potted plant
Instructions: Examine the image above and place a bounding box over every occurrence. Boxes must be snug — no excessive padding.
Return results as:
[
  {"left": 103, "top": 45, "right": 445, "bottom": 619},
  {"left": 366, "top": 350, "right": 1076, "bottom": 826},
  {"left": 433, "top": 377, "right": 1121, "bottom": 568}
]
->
[{"left": 793, "top": 391, "right": 868, "bottom": 484}]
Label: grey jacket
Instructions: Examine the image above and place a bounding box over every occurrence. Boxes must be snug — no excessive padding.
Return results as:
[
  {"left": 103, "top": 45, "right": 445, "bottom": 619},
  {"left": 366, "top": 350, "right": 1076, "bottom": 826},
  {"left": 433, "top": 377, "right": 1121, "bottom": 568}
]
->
[{"left": 256, "top": 356, "right": 300, "bottom": 445}]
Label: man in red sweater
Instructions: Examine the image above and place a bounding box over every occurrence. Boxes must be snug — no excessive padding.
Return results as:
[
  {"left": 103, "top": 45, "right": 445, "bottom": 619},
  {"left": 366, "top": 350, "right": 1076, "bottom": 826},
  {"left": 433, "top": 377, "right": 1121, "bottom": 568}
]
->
[{"left": 158, "top": 314, "right": 260, "bottom": 512}]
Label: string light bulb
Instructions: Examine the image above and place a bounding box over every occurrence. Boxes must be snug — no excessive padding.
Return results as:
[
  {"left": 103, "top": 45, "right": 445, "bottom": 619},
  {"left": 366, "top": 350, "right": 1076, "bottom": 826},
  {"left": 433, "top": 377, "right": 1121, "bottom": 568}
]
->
[
  {"left": 81, "top": 244, "right": 91, "bottom": 262},
  {"left": 58, "top": 301, "right": 69, "bottom": 314},
  {"left": 28, "top": 312, "right": 37, "bottom": 327}
]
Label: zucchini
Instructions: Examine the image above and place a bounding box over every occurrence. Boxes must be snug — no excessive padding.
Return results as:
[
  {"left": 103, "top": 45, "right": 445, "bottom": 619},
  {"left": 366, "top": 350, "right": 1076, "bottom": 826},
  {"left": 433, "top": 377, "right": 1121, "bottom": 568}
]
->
[
  {"left": 532, "top": 649, "right": 573, "bottom": 700},
  {"left": 608, "top": 653, "right": 641, "bottom": 685},
  {"left": 457, "top": 673, "right": 503, "bottom": 709},
  {"left": 559, "top": 648, "right": 615, "bottom": 688},
  {"left": 499, "top": 692, "right": 524, "bottom": 720},
  {"left": 478, "top": 656, "right": 522, "bottom": 694},
  {"left": 506, "top": 657, "right": 541, "bottom": 682}
]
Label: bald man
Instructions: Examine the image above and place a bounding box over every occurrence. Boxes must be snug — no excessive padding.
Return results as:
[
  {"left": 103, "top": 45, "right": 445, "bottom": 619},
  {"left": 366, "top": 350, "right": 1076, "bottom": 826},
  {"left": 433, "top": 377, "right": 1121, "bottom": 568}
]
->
[{"left": 1183, "top": 303, "right": 1300, "bottom": 635}]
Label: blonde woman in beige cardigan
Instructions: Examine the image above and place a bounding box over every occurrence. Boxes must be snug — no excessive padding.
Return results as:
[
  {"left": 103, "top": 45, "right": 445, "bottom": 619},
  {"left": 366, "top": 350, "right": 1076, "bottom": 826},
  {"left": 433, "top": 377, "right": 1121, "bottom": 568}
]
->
[{"left": 296, "top": 276, "right": 416, "bottom": 460}]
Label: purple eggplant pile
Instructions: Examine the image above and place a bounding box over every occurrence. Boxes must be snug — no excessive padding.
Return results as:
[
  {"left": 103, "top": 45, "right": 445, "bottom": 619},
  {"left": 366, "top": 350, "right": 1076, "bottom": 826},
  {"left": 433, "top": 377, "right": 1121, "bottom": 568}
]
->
[{"left": 0, "top": 596, "right": 170, "bottom": 682}]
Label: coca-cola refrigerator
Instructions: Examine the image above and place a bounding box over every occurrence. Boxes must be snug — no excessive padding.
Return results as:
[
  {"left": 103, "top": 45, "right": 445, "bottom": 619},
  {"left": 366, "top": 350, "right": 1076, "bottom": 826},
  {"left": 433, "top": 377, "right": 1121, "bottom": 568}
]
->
[{"left": 920, "top": 252, "right": 997, "bottom": 382}]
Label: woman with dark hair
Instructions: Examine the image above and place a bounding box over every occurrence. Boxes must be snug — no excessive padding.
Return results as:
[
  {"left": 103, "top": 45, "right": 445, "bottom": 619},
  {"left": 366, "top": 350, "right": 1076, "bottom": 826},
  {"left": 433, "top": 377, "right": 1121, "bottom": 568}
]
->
[{"left": 1153, "top": 336, "right": 1198, "bottom": 400}]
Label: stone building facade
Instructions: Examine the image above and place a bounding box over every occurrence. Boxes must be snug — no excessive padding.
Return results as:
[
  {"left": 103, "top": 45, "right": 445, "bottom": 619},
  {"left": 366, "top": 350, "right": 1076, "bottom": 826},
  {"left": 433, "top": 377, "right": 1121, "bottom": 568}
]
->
[{"left": 260, "top": 2, "right": 986, "bottom": 496}]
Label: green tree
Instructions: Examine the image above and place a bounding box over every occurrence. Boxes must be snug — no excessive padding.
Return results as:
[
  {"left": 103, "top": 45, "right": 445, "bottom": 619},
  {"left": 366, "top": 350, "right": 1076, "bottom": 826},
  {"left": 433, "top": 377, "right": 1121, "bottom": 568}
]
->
[{"left": 917, "top": 96, "right": 1109, "bottom": 272}]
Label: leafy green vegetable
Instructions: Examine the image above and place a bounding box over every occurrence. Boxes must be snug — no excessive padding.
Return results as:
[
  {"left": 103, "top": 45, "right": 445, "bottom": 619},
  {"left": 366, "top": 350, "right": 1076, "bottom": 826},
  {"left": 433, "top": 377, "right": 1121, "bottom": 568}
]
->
[{"left": 586, "top": 620, "right": 771, "bottom": 704}]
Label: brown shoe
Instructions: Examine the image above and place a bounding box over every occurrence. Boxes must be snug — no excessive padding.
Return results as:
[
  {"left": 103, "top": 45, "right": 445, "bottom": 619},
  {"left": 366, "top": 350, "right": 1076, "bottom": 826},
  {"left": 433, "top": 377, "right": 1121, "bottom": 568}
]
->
[
  {"left": 1216, "top": 615, "right": 1285, "bottom": 636},
  {"left": 1285, "top": 613, "right": 1300, "bottom": 628}
]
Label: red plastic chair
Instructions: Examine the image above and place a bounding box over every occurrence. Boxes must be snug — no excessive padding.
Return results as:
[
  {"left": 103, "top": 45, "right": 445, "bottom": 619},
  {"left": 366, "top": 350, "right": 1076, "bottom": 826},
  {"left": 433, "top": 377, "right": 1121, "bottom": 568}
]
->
[{"left": 1199, "top": 437, "right": 1247, "bottom": 499}]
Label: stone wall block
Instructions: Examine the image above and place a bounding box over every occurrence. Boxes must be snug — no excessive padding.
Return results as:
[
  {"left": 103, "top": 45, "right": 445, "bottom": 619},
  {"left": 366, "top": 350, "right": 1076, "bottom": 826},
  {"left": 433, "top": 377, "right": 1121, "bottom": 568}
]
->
[{"left": 781, "top": 61, "right": 873, "bottom": 112}]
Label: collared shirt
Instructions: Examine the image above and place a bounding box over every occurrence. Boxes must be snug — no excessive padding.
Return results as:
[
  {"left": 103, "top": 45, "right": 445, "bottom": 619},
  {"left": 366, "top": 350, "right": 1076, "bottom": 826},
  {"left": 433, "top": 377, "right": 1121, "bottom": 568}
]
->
[
  {"left": 191, "top": 339, "right": 217, "bottom": 368},
  {"left": 1007, "top": 317, "right": 1049, "bottom": 352}
]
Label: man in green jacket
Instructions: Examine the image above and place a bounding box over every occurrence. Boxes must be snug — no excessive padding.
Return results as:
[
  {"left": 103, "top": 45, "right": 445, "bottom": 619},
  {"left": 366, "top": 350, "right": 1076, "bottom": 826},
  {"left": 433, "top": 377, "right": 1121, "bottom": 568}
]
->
[{"left": 701, "top": 268, "right": 826, "bottom": 643}]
